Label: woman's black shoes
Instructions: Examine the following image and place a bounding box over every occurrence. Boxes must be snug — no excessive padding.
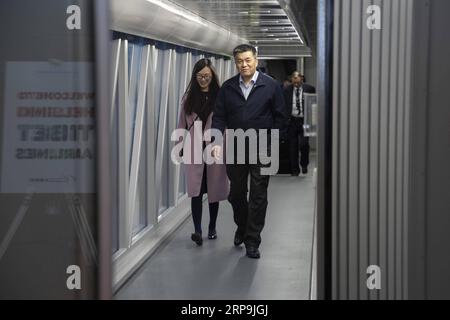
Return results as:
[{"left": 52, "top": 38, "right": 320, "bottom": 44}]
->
[
  {"left": 191, "top": 231, "right": 217, "bottom": 245},
  {"left": 208, "top": 231, "right": 217, "bottom": 240},
  {"left": 191, "top": 233, "right": 203, "bottom": 246}
]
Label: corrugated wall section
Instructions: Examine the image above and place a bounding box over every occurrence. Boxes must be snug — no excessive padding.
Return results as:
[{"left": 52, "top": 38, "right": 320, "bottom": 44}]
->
[{"left": 332, "top": 0, "right": 413, "bottom": 299}]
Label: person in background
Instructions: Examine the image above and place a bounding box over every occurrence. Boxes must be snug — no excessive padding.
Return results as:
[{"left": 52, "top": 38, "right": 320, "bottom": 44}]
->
[
  {"left": 283, "top": 76, "right": 292, "bottom": 89},
  {"left": 177, "top": 58, "right": 229, "bottom": 246},
  {"left": 269, "top": 74, "right": 284, "bottom": 90},
  {"left": 283, "top": 71, "right": 316, "bottom": 176}
]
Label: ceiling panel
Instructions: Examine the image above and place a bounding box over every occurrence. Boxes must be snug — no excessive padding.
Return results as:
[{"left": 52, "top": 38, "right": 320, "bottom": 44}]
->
[{"left": 169, "top": 0, "right": 311, "bottom": 57}]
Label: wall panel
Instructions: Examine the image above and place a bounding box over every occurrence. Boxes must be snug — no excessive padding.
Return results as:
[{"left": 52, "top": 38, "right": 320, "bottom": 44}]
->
[
  {"left": 110, "top": 34, "right": 234, "bottom": 289},
  {"left": 332, "top": 0, "right": 413, "bottom": 299}
]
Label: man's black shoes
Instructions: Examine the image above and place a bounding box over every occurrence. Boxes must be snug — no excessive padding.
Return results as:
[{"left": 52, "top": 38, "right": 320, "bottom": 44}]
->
[
  {"left": 246, "top": 246, "right": 261, "bottom": 259},
  {"left": 302, "top": 167, "right": 308, "bottom": 174},
  {"left": 234, "top": 233, "right": 244, "bottom": 246}
]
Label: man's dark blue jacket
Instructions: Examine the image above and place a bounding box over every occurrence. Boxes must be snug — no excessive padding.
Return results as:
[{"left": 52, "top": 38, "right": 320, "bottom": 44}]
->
[{"left": 212, "top": 73, "right": 288, "bottom": 134}]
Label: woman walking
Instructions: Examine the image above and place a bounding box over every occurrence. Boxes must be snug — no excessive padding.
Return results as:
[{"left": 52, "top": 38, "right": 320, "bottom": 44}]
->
[{"left": 177, "top": 58, "right": 229, "bottom": 246}]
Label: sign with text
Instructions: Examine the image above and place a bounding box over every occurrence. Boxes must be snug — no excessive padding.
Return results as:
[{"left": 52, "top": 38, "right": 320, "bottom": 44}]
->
[{"left": 1, "top": 61, "right": 95, "bottom": 193}]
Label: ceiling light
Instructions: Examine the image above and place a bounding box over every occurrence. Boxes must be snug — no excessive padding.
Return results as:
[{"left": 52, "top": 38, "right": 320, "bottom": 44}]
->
[{"left": 146, "top": 0, "right": 207, "bottom": 26}]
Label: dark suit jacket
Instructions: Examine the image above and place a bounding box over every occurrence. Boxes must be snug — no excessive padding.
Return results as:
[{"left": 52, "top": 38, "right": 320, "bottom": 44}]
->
[
  {"left": 283, "top": 83, "right": 316, "bottom": 118},
  {"left": 212, "top": 72, "right": 287, "bottom": 133}
]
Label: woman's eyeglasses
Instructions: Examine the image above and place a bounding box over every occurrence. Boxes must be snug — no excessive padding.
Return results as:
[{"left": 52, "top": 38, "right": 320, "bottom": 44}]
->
[{"left": 196, "top": 74, "right": 211, "bottom": 81}]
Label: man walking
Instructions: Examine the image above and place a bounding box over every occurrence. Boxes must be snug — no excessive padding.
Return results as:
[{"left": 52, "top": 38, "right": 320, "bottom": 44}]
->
[
  {"left": 212, "top": 44, "right": 287, "bottom": 259},
  {"left": 284, "top": 71, "right": 316, "bottom": 176}
]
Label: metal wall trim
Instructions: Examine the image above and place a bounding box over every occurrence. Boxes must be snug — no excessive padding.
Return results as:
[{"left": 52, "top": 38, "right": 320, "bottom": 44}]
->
[
  {"left": 317, "top": 0, "right": 334, "bottom": 300},
  {"left": 128, "top": 45, "right": 150, "bottom": 245},
  {"left": 147, "top": 46, "right": 158, "bottom": 227},
  {"left": 118, "top": 40, "right": 130, "bottom": 250}
]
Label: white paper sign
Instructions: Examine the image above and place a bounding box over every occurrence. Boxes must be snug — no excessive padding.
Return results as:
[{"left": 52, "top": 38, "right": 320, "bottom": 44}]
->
[{"left": 1, "top": 61, "right": 95, "bottom": 193}]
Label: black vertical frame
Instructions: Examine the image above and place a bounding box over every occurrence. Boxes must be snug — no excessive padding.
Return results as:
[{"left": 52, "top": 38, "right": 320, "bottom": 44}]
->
[{"left": 317, "top": 0, "right": 334, "bottom": 300}]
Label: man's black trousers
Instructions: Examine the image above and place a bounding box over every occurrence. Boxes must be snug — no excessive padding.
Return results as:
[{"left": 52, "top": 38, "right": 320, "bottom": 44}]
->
[
  {"left": 226, "top": 163, "right": 270, "bottom": 248},
  {"left": 288, "top": 117, "right": 310, "bottom": 173}
]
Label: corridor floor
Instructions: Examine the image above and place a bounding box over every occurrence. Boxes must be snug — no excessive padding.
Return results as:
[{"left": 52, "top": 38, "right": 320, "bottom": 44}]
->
[{"left": 115, "top": 164, "right": 316, "bottom": 300}]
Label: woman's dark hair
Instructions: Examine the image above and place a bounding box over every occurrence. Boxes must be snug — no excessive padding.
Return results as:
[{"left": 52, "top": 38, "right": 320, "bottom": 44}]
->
[{"left": 183, "top": 58, "right": 220, "bottom": 119}]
